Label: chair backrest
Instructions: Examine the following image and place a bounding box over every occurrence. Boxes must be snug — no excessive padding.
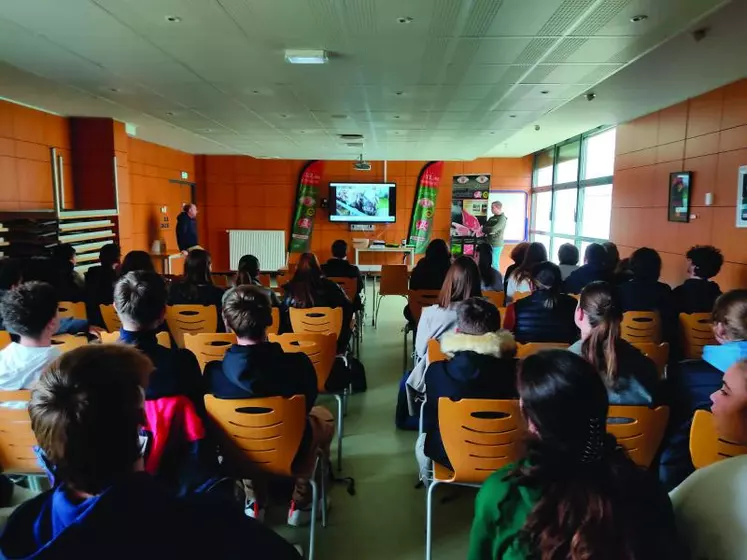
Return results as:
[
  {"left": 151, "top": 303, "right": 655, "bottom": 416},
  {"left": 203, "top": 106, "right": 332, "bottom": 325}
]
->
[
  {"left": 0, "top": 390, "right": 41, "bottom": 475},
  {"left": 438, "top": 398, "right": 524, "bottom": 483},
  {"left": 630, "top": 342, "right": 669, "bottom": 379},
  {"left": 165, "top": 304, "right": 218, "bottom": 348},
  {"left": 204, "top": 395, "right": 306, "bottom": 478},
  {"left": 267, "top": 307, "right": 280, "bottom": 336},
  {"left": 99, "top": 331, "right": 171, "bottom": 348},
  {"left": 407, "top": 290, "right": 441, "bottom": 323},
  {"left": 483, "top": 291, "right": 505, "bottom": 308},
  {"left": 680, "top": 313, "right": 715, "bottom": 360},
  {"left": 269, "top": 333, "right": 337, "bottom": 392},
  {"left": 50, "top": 334, "right": 88, "bottom": 354},
  {"left": 569, "top": 293, "right": 580, "bottom": 301},
  {"left": 184, "top": 333, "right": 237, "bottom": 372},
  {"left": 497, "top": 307, "right": 506, "bottom": 329},
  {"left": 516, "top": 342, "right": 569, "bottom": 359},
  {"left": 0, "top": 331, "right": 10, "bottom": 351},
  {"left": 621, "top": 311, "right": 661, "bottom": 344},
  {"left": 513, "top": 291, "right": 531, "bottom": 301},
  {"left": 690, "top": 409, "right": 747, "bottom": 469},
  {"left": 257, "top": 273, "right": 272, "bottom": 288},
  {"left": 328, "top": 276, "right": 357, "bottom": 302},
  {"left": 288, "top": 306, "right": 343, "bottom": 338},
  {"left": 379, "top": 265, "right": 409, "bottom": 296},
  {"left": 211, "top": 273, "right": 230, "bottom": 289},
  {"left": 57, "top": 301, "right": 87, "bottom": 321},
  {"left": 286, "top": 263, "right": 298, "bottom": 277},
  {"left": 607, "top": 405, "right": 669, "bottom": 468},
  {"left": 99, "top": 304, "right": 122, "bottom": 332},
  {"left": 427, "top": 339, "right": 448, "bottom": 363}
]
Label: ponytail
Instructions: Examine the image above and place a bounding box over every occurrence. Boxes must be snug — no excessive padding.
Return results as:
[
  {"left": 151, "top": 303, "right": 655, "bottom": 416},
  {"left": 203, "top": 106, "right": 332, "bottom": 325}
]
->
[{"left": 579, "top": 282, "right": 623, "bottom": 389}]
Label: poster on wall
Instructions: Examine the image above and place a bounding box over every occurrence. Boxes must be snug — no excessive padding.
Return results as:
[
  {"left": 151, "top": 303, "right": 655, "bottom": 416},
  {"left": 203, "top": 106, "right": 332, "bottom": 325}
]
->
[
  {"left": 737, "top": 166, "right": 747, "bottom": 228},
  {"left": 407, "top": 161, "right": 444, "bottom": 254},
  {"left": 450, "top": 174, "right": 490, "bottom": 257},
  {"left": 668, "top": 171, "right": 691, "bottom": 223},
  {"left": 288, "top": 160, "right": 325, "bottom": 253}
]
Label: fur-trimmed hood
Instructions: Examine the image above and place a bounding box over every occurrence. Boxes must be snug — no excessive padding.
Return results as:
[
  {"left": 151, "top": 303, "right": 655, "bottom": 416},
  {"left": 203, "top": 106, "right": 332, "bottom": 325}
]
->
[{"left": 440, "top": 331, "right": 516, "bottom": 358}]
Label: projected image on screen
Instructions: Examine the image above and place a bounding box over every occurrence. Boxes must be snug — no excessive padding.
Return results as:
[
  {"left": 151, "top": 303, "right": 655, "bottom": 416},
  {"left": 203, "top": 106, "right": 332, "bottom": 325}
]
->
[{"left": 335, "top": 185, "right": 390, "bottom": 219}]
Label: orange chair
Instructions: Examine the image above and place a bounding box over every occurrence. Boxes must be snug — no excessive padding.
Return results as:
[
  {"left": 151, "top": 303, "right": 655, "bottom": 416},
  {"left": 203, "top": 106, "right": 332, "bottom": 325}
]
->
[
  {"left": 680, "top": 313, "right": 716, "bottom": 359},
  {"left": 569, "top": 293, "right": 581, "bottom": 301},
  {"left": 205, "top": 395, "right": 326, "bottom": 560},
  {"left": 690, "top": 409, "right": 747, "bottom": 469},
  {"left": 288, "top": 307, "right": 343, "bottom": 338},
  {"left": 50, "top": 334, "right": 88, "bottom": 354},
  {"left": 184, "top": 333, "right": 237, "bottom": 372},
  {"left": 407, "top": 290, "right": 441, "bottom": 324},
  {"left": 0, "top": 390, "right": 45, "bottom": 489},
  {"left": 328, "top": 276, "right": 361, "bottom": 356},
  {"left": 210, "top": 273, "right": 230, "bottom": 289},
  {"left": 425, "top": 398, "right": 523, "bottom": 560},
  {"left": 99, "top": 331, "right": 171, "bottom": 348},
  {"left": 630, "top": 342, "right": 669, "bottom": 379},
  {"left": 267, "top": 307, "right": 280, "bottom": 336},
  {"left": 516, "top": 342, "right": 569, "bottom": 359},
  {"left": 483, "top": 291, "right": 506, "bottom": 308},
  {"left": 513, "top": 291, "right": 531, "bottom": 301},
  {"left": 497, "top": 307, "right": 506, "bottom": 329},
  {"left": 0, "top": 331, "right": 10, "bottom": 351},
  {"left": 57, "top": 301, "right": 86, "bottom": 321},
  {"left": 99, "top": 304, "right": 122, "bottom": 333},
  {"left": 607, "top": 405, "right": 669, "bottom": 468},
  {"left": 621, "top": 311, "right": 661, "bottom": 344},
  {"left": 257, "top": 273, "right": 272, "bottom": 288},
  {"left": 165, "top": 305, "right": 218, "bottom": 348},
  {"left": 427, "top": 339, "right": 448, "bottom": 363},
  {"left": 374, "top": 264, "right": 409, "bottom": 327}
]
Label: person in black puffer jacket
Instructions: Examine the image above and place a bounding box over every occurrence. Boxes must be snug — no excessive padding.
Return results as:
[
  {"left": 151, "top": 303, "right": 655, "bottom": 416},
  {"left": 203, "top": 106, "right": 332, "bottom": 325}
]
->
[{"left": 504, "top": 261, "right": 578, "bottom": 344}]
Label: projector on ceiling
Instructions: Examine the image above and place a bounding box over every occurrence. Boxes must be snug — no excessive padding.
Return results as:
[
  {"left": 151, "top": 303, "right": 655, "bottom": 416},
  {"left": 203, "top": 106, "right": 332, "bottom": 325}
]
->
[{"left": 354, "top": 154, "right": 371, "bottom": 171}]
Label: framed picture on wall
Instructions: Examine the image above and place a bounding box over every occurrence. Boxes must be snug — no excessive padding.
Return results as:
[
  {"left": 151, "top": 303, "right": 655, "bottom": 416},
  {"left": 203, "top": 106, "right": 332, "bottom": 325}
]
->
[
  {"left": 737, "top": 166, "right": 747, "bottom": 228},
  {"left": 668, "top": 172, "right": 692, "bottom": 223}
]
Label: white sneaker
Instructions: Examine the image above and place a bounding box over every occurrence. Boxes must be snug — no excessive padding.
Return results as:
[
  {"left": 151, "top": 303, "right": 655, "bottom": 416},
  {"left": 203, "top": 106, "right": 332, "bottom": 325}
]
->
[
  {"left": 287, "top": 497, "right": 328, "bottom": 527},
  {"left": 245, "top": 500, "right": 266, "bottom": 522}
]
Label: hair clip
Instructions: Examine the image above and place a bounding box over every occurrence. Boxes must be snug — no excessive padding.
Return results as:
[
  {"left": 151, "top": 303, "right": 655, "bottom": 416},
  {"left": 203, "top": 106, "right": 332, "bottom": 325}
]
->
[{"left": 580, "top": 416, "right": 605, "bottom": 464}]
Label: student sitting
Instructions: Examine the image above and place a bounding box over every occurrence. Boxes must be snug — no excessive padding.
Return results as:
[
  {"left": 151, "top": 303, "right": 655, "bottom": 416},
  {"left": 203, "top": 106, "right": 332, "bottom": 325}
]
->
[
  {"left": 49, "top": 243, "right": 85, "bottom": 303},
  {"left": 503, "top": 262, "right": 577, "bottom": 344},
  {"left": 503, "top": 243, "right": 528, "bottom": 294},
  {"left": 119, "top": 250, "right": 156, "bottom": 275},
  {"left": 569, "top": 281, "right": 659, "bottom": 405},
  {"left": 113, "top": 271, "right": 204, "bottom": 415},
  {"left": 468, "top": 350, "right": 682, "bottom": 560},
  {"left": 670, "top": 358, "right": 747, "bottom": 560},
  {"left": 205, "top": 285, "right": 333, "bottom": 526},
  {"left": 85, "top": 243, "right": 121, "bottom": 327},
  {"left": 475, "top": 243, "right": 503, "bottom": 292},
  {"left": 321, "top": 239, "right": 364, "bottom": 309},
  {"left": 602, "top": 241, "right": 620, "bottom": 276},
  {"left": 0, "top": 282, "right": 61, "bottom": 390},
  {"left": 557, "top": 242, "right": 579, "bottom": 280},
  {"left": 0, "top": 344, "right": 300, "bottom": 560},
  {"left": 659, "top": 289, "right": 747, "bottom": 490},
  {"left": 168, "top": 249, "right": 225, "bottom": 331},
  {"left": 409, "top": 239, "right": 451, "bottom": 291},
  {"left": 505, "top": 242, "right": 546, "bottom": 302},
  {"left": 416, "top": 298, "right": 516, "bottom": 477},
  {"left": 562, "top": 242, "right": 611, "bottom": 294},
  {"left": 224, "top": 254, "right": 280, "bottom": 307},
  {"left": 672, "top": 244, "right": 723, "bottom": 314}
]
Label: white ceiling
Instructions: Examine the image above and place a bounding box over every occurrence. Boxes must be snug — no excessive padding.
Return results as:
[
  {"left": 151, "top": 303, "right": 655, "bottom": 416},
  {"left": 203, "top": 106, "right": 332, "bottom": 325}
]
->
[{"left": 0, "top": 0, "right": 739, "bottom": 160}]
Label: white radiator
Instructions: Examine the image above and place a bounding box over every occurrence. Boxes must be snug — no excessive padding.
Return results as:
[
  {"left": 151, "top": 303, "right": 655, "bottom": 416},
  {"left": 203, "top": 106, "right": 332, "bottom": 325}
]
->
[{"left": 228, "top": 230, "right": 286, "bottom": 271}]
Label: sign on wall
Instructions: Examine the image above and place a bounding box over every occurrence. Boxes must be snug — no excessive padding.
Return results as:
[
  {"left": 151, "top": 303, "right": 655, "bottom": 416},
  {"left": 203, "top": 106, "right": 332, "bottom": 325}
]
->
[
  {"left": 737, "top": 165, "right": 747, "bottom": 228},
  {"left": 450, "top": 174, "right": 490, "bottom": 257}
]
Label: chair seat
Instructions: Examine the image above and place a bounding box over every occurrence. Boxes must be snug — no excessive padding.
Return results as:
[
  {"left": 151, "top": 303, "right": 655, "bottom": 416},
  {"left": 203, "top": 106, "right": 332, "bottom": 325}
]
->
[{"left": 432, "top": 461, "right": 455, "bottom": 482}]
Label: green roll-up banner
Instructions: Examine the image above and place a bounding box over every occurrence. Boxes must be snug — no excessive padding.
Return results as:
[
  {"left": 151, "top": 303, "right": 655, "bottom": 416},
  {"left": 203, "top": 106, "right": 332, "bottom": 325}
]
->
[
  {"left": 288, "top": 160, "right": 325, "bottom": 253},
  {"left": 407, "top": 161, "right": 444, "bottom": 254}
]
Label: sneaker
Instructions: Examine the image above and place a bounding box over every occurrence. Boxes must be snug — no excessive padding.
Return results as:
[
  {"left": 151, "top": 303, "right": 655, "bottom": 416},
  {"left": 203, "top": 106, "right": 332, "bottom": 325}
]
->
[
  {"left": 245, "top": 500, "right": 266, "bottom": 522},
  {"left": 287, "top": 497, "right": 328, "bottom": 527}
]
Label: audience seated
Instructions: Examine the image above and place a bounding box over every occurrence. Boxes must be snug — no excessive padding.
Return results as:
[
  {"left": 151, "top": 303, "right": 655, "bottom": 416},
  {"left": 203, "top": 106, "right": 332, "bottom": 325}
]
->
[
  {"left": 602, "top": 241, "right": 620, "bottom": 277},
  {"left": 670, "top": 358, "right": 747, "bottom": 560},
  {"left": 0, "top": 344, "right": 300, "bottom": 559},
  {"left": 168, "top": 249, "right": 225, "bottom": 331},
  {"left": 659, "top": 289, "right": 747, "bottom": 490},
  {"left": 503, "top": 262, "right": 577, "bottom": 344},
  {"left": 280, "top": 252, "right": 352, "bottom": 354},
  {"left": 416, "top": 298, "right": 516, "bottom": 477},
  {"left": 475, "top": 243, "right": 503, "bottom": 292},
  {"left": 205, "top": 285, "right": 333, "bottom": 526},
  {"left": 409, "top": 239, "right": 452, "bottom": 292},
  {"left": 557, "top": 243, "right": 579, "bottom": 280},
  {"left": 0, "top": 282, "right": 61, "bottom": 389},
  {"left": 84, "top": 243, "right": 121, "bottom": 327},
  {"left": 119, "top": 250, "right": 156, "bottom": 275},
  {"left": 502, "top": 243, "right": 528, "bottom": 294},
  {"left": 49, "top": 244, "right": 85, "bottom": 303},
  {"left": 505, "top": 242, "right": 547, "bottom": 302},
  {"left": 468, "top": 350, "right": 682, "bottom": 560},
  {"left": 569, "top": 281, "right": 659, "bottom": 405},
  {"left": 321, "top": 240, "right": 364, "bottom": 309},
  {"left": 672, "top": 245, "right": 723, "bottom": 315},
  {"left": 224, "top": 254, "right": 280, "bottom": 307},
  {"left": 113, "top": 271, "right": 205, "bottom": 415},
  {"left": 562, "top": 242, "right": 611, "bottom": 294}
]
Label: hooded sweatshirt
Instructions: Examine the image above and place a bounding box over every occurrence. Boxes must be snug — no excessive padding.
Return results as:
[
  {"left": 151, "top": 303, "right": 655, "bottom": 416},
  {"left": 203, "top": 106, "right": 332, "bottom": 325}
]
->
[
  {"left": 0, "top": 344, "right": 61, "bottom": 390},
  {"left": 0, "top": 472, "right": 300, "bottom": 560}
]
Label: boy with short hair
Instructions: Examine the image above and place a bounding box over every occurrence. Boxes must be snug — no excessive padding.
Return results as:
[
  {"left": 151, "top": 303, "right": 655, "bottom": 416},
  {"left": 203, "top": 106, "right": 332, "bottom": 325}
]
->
[
  {"left": 0, "top": 282, "right": 61, "bottom": 389},
  {"left": 557, "top": 243, "right": 579, "bottom": 280},
  {"left": 672, "top": 245, "right": 724, "bottom": 314},
  {"left": 0, "top": 344, "right": 300, "bottom": 559}
]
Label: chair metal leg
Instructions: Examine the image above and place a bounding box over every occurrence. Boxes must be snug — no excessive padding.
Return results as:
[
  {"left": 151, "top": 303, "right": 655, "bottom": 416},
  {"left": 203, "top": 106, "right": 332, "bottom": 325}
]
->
[
  {"left": 309, "top": 465, "right": 319, "bottom": 560},
  {"left": 426, "top": 480, "right": 440, "bottom": 560},
  {"left": 335, "top": 394, "right": 344, "bottom": 470},
  {"left": 320, "top": 454, "right": 328, "bottom": 529},
  {"left": 373, "top": 295, "right": 384, "bottom": 328},
  {"left": 344, "top": 386, "right": 350, "bottom": 416},
  {"left": 28, "top": 476, "right": 41, "bottom": 493}
]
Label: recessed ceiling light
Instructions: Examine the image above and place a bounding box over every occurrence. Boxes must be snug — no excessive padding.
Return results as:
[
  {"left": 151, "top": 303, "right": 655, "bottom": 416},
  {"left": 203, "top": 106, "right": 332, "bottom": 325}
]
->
[
  {"left": 630, "top": 14, "right": 648, "bottom": 22},
  {"left": 339, "top": 134, "right": 364, "bottom": 140},
  {"left": 165, "top": 15, "right": 182, "bottom": 23},
  {"left": 397, "top": 16, "right": 414, "bottom": 24},
  {"left": 285, "top": 49, "right": 328, "bottom": 64}
]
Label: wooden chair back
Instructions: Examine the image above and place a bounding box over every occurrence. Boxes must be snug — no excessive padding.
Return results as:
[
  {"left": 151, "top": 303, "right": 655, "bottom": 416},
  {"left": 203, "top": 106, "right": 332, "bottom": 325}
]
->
[
  {"left": 286, "top": 263, "right": 298, "bottom": 277},
  {"left": 204, "top": 395, "right": 306, "bottom": 478},
  {"left": 407, "top": 290, "right": 441, "bottom": 323},
  {"left": 267, "top": 307, "right": 280, "bottom": 336},
  {"left": 57, "top": 301, "right": 86, "bottom": 321},
  {"left": 99, "top": 304, "right": 122, "bottom": 333},
  {"left": 0, "top": 331, "right": 10, "bottom": 351},
  {"left": 269, "top": 333, "right": 337, "bottom": 392},
  {"left": 513, "top": 291, "right": 531, "bottom": 301},
  {"left": 328, "top": 277, "right": 357, "bottom": 302},
  {"left": 630, "top": 342, "right": 669, "bottom": 379},
  {"left": 99, "top": 331, "right": 171, "bottom": 348},
  {"left": 621, "top": 311, "right": 661, "bottom": 344},
  {"left": 497, "top": 307, "right": 506, "bottom": 329},
  {"left": 680, "top": 313, "right": 716, "bottom": 360},
  {"left": 0, "top": 391, "right": 41, "bottom": 474},
  {"left": 437, "top": 398, "right": 524, "bottom": 483},
  {"left": 427, "top": 339, "right": 448, "bottom": 363},
  {"left": 483, "top": 291, "right": 505, "bottom": 308},
  {"left": 288, "top": 307, "right": 343, "bottom": 338},
  {"left": 184, "top": 333, "right": 237, "bottom": 372},
  {"left": 607, "top": 405, "right": 669, "bottom": 468},
  {"left": 690, "top": 409, "right": 747, "bottom": 469},
  {"left": 516, "top": 342, "right": 569, "bottom": 359},
  {"left": 50, "top": 334, "right": 88, "bottom": 354},
  {"left": 569, "top": 293, "right": 580, "bottom": 301},
  {"left": 165, "top": 304, "right": 218, "bottom": 348},
  {"left": 380, "top": 265, "right": 409, "bottom": 296},
  {"left": 210, "top": 273, "right": 230, "bottom": 289},
  {"left": 257, "top": 273, "right": 272, "bottom": 288}
]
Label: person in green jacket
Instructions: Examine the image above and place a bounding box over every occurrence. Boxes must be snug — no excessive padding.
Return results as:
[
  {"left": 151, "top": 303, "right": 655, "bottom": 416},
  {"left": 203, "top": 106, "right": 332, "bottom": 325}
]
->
[
  {"left": 468, "top": 350, "right": 684, "bottom": 560},
  {"left": 482, "top": 201, "right": 507, "bottom": 270}
]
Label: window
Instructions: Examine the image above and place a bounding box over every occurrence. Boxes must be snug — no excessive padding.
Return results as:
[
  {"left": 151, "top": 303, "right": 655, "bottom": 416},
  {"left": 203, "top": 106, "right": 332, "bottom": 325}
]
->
[{"left": 529, "top": 127, "right": 616, "bottom": 257}]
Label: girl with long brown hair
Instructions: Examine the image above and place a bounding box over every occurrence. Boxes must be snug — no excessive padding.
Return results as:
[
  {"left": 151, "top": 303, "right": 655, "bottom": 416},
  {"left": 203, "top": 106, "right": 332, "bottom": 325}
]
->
[
  {"left": 506, "top": 242, "right": 547, "bottom": 302},
  {"left": 468, "top": 350, "right": 682, "bottom": 560},
  {"left": 168, "top": 249, "right": 225, "bottom": 330}
]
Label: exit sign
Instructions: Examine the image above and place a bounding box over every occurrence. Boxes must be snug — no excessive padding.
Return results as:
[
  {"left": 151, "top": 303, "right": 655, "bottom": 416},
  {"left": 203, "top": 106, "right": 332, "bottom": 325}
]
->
[{"left": 181, "top": 171, "right": 189, "bottom": 179}]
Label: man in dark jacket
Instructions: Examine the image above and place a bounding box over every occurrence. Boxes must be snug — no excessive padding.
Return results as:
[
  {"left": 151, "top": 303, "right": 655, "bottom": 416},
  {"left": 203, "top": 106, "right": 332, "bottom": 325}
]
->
[
  {"left": 562, "top": 243, "right": 611, "bottom": 294},
  {"left": 417, "top": 298, "right": 517, "bottom": 474},
  {"left": 176, "top": 203, "right": 200, "bottom": 254},
  {"left": 321, "top": 239, "right": 363, "bottom": 309},
  {"left": 0, "top": 344, "right": 300, "bottom": 560},
  {"left": 672, "top": 245, "right": 723, "bottom": 315}
]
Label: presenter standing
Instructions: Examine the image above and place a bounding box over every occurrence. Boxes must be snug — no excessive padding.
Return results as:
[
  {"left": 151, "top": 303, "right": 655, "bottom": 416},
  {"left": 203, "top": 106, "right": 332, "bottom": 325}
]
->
[
  {"left": 176, "top": 203, "right": 202, "bottom": 255},
  {"left": 483, "top": 201, "right": 507, "bottom": 270}
]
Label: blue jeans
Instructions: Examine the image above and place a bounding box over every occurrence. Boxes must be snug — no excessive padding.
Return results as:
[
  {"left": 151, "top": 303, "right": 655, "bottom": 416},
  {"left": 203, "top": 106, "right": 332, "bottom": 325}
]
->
[{"left": 492, "top": 246, "right": 504, "bottom": 270}]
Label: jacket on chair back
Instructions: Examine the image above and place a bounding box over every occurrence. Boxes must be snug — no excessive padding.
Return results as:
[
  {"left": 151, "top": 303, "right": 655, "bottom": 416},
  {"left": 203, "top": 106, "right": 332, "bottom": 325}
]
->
[{"left": 510, "top": 292, "right": 578, "bottom": 344}]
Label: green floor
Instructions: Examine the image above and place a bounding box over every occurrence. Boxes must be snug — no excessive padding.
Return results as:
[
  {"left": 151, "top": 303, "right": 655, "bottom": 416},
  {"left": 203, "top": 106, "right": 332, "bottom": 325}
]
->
[{"left": 276, "top": 291, "right": 476, "bottom": 559}]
